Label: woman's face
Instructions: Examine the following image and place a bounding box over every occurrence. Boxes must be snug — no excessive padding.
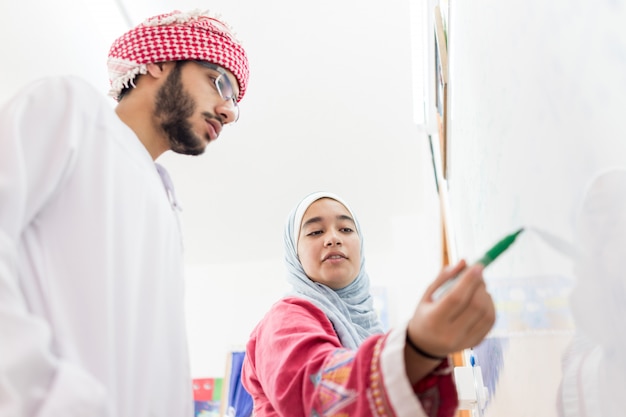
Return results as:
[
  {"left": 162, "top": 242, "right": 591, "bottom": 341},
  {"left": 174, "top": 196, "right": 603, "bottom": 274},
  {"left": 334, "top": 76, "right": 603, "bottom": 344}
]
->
[{"left": 297, "top": 198, "right": 361, "bottom": 289}]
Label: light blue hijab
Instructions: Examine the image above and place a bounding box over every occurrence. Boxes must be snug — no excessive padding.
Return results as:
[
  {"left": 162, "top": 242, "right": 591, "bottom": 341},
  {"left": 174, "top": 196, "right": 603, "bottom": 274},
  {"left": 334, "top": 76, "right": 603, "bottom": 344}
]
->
[{"left": 284, "top": 191, "right": 384, "bottom": 349}]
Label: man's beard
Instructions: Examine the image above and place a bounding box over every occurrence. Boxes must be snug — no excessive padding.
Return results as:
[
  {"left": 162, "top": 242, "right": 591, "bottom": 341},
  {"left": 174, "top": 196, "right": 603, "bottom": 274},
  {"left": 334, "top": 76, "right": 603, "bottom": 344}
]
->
[{"left": 154, "top": 63, "right": 207, "bottom": 156}]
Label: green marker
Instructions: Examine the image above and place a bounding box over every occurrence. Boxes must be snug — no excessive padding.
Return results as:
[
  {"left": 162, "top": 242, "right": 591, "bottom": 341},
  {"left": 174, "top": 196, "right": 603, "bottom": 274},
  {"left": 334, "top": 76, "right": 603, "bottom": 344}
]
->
[{"left": 432, "top": 228, "right": 524, "bottom": 300}]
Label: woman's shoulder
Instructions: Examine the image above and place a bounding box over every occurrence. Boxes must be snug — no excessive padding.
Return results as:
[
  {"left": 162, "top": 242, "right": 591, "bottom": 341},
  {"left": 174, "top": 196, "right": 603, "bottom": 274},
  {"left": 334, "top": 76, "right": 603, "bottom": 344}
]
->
[
  {"left": 253, "top": 296, "right": 334, "bottom": 334},
  {"left": 247, "top": 296, "right": 340, "bottom": 354},
  {"left": 269, "top": 296, "right": 326, "bottom": 317}
]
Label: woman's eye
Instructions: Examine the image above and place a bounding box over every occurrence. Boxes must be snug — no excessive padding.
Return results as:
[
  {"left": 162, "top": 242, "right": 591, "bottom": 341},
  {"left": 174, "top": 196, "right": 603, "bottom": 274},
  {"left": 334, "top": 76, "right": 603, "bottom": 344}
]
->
[{"left": 307, "top": 230, "right": 323, "bottom": 236}]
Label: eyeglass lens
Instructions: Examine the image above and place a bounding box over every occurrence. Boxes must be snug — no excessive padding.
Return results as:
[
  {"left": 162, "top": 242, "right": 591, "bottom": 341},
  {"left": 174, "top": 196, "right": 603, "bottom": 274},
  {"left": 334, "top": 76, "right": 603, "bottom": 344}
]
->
[
  {"left": 216, "top": 75, "right": 239, "bottom": 121},
  {"left": 215, "top": 75, "right": 236, "bottom": 103},
  {"left": 194, "top": 60, "right": 239, "bottom": 121}
]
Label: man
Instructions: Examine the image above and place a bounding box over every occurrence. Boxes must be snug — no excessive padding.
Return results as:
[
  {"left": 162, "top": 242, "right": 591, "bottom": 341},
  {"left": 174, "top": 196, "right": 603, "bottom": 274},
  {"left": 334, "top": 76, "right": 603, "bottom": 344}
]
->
[{"left": 0, "top": 10, "right": 248, "bottom": 416}]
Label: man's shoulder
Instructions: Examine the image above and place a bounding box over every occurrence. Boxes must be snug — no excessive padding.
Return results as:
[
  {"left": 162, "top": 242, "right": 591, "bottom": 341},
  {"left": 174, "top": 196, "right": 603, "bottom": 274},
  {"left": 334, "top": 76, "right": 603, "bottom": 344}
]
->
[
  {"left": 39, "top": 75, "right": 104, "bottom": 95},
  {"left": 17, "top": 75, "right": 109, "bottom": 106}
]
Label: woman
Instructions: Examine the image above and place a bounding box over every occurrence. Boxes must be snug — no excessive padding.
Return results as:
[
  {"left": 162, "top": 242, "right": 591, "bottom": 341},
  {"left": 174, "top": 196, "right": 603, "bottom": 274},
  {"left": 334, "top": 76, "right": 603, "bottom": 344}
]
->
[{"left": 242, "top": 191, "right": 495, "bottom": 416}]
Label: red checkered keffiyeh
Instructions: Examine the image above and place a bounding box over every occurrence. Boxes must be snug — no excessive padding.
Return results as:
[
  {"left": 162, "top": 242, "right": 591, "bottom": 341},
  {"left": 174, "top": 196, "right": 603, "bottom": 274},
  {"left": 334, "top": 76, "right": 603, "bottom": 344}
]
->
[{"left": 107, "top": 10, "right": 249, "bottom": 101}]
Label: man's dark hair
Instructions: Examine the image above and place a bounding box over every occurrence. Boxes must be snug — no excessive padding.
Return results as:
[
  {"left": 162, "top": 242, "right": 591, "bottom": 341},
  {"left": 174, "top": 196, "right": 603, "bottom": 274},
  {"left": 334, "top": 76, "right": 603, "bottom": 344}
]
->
[{"left": 117, "top": 61, "right": 190, "bottom": 101}]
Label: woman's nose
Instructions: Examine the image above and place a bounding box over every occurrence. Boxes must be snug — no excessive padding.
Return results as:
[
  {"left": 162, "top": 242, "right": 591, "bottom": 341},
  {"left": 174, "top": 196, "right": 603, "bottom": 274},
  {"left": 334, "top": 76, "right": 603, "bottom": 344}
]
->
[{"left": 325, "top": 232, "right": 342, "bottom": 246}]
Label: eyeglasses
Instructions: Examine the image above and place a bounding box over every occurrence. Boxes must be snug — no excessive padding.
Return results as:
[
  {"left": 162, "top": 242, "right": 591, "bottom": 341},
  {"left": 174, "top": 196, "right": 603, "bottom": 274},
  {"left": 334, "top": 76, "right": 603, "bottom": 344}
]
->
[{"left": 193, "top": 61, "right": 240, "bottom": 122}]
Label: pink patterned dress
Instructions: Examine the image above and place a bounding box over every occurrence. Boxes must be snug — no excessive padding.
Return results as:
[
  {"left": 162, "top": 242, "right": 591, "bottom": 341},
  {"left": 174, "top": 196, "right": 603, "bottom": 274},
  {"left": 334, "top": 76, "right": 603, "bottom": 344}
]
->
[{"left": 242, "top": 297, "right": 458, "bottom": 417}]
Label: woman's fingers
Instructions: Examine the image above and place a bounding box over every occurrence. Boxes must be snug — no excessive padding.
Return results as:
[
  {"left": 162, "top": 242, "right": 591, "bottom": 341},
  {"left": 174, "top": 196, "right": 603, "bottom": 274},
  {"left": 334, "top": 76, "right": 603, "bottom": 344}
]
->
[
  {"left": 459, "top": 311, "right": 496, "bottom": 349},
  {"left": 436, "top": 263, "right": 487, "bottom": 321},
  {"left": 451, "top": 290, "right": 496, "bottom": 349},
  {"left": 409, "top": 261, "right": 496, "bottom": 356},
  {"left": 423, "top": 259, "right": 467, "bottom": 301}
]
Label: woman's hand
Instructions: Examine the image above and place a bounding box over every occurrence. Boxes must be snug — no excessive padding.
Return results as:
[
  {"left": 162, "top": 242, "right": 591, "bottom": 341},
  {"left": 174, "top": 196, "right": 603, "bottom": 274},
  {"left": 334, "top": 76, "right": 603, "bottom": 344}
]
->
[{"left": 404, "top": 260, "right": 496, "bottom": 382}]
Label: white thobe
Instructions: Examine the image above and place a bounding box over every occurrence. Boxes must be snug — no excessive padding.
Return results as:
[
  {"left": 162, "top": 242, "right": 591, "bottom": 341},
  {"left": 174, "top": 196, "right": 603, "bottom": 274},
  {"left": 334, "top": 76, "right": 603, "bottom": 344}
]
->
[{"left": 0, "top": 76, "right": 192, "bottom": 416}]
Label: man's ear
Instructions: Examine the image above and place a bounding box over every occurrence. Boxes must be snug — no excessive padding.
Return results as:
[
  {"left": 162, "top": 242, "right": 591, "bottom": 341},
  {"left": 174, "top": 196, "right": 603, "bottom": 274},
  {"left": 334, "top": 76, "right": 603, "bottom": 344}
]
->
[{"left": 146, "top": 62, "right": 170, "bottom": 79}]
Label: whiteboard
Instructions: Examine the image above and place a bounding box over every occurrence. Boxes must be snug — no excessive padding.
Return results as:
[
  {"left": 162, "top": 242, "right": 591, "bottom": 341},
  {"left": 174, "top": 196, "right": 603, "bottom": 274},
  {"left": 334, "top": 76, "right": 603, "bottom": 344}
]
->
[{"left": 441, "top": 0, "right": 626, "bottom": 415}]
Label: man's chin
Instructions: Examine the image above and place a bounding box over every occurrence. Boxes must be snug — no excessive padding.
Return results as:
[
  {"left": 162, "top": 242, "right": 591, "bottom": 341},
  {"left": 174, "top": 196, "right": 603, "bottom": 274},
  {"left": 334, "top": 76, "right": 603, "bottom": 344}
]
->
[
  {"left": 179, "top": 146, "right": 206, "bottom": 156},
  {"left": 169, "top": 140, "right": 207, "bottom": 156}
]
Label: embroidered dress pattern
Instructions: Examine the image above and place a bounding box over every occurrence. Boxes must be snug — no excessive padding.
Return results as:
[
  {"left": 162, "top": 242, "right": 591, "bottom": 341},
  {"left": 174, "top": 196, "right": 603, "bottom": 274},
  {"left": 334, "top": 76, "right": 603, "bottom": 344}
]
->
[
  {"left": 311, "top": 349, "right": 358, "bottom": 416},
  {"left": 367, "top": 336, "right": 392, "bottom": 417}
]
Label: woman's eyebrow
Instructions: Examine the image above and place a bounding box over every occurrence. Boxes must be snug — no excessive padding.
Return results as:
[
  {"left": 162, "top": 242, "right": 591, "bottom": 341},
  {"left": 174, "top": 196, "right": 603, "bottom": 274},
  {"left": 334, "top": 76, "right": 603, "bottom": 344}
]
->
[
  {"left": 336, "top": 214, "right": 354, "bottom": 223},
  {"left": 302, "top": 214, "right": 355, "bottom": 231},
  {"left": 301, "top": 216, "right": 323, "bottom": 229}
]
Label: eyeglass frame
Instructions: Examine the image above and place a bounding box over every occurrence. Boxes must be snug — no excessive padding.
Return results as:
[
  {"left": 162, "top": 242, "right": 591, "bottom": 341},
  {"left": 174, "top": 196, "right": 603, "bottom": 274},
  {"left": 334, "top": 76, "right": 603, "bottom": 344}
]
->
[{"left": 192, "top": 60, "right": 240, "bottom": 122}]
